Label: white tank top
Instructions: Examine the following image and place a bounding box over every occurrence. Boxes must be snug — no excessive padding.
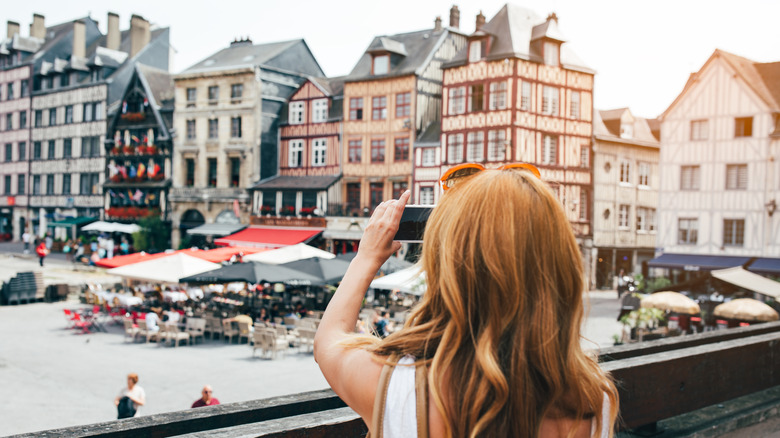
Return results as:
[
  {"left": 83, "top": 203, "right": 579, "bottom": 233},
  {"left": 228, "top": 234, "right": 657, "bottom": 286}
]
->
[{"left": 382, "top": 356, "right": 612, "bottom": 438}]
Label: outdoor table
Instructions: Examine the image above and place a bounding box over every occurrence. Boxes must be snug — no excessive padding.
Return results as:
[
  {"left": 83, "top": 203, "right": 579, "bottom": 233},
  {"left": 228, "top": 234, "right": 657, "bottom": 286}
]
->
[
  {"left": 96, "top": 291, "right": 143, "bottom": 307},
  {"left": 163, "top": 291, "right": 189, "bottom": 302}
]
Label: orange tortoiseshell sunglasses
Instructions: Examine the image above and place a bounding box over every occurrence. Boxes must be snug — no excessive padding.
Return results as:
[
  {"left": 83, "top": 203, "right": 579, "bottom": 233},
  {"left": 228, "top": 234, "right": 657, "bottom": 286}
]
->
[{"left": 439, "top": 163, "right": 542, "bottom": 191}]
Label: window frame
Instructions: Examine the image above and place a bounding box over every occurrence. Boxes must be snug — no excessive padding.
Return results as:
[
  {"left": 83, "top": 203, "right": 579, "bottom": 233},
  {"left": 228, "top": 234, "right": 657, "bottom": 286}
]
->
[
  {"left": 619, "top": 160, "right": 632, "bottom": 185},
  {"left": 394, "top": 136, "right": 410, "bottom": 161},
  {"left": 680, "top": 165, "right": 701, "bottom": 191},
  {"left": 542, "top": 135, "right": 557, "bottom": 165},
  {"left": 419, "top": 186, "right": 435, "bottom": 205},
  {"left": 312, "top": 138, "right": 327, "bottom": 167},
  {"left": 372, "top": 55, "right": 389, "bottom": 75},
  {"left": 289, "top": 101, "right": 305, "bottom": 125},
  {"left": 488, "top": 81, "right": 507, "bottom": 110},
  {"left": 618, "top": 204, "right": 630, "bottom": 229},
  {"left": 207, "top": 86, "right": 219, "bottom": 104},
  {"left": 288, "top": 139, "right": 304, "bottom": 168},
  {"left": 370, "top": 139, "right": 385, "bottom": 163},
  {"left": 638, "top": 162, "right": 650, "bottom": 187},
  {"left": 520, "top": 81, "right": 531, "bottom": 111},
  {"left": 678, "top": 218, "right": 699, "bottom": 245},
  {"left": 447, "top": 133, "right": 464, "bottom": 164},
  {"left": 421, "top": 148, "right": 436, "bottom": 166},
  {"left": 468, "top": 84, "right": 484, "bottom": 112},
  {"left": 186, "top": 119, "right": 196, "bottom": 140},
  {"left": 312, "top": 98, "right": 328, "bottom": 123},
  {"left": 208, "top": 118, "right": 219, "bottom": 139},
  {"left": 349, "top": 98, "right": 363, "bottom": 121},
  {"left": 542, "top": 86, "right": 559, "bottom": 116},
  {"left": 725, "top": 164, "right": 748, "bottom": 190},
  {"left": 690, "top": 119, "right": 709, "bottom": 141},
  {"left": 372, "top": 96, "right": 387, "bottom": 120},
  {"left": 348, "top": 139, "right": 362, "bottom": 163},
  {"left": 466, "top": 131, "right": 484, "bottom": 162},
  {"left": 395, "top": 92, "right": 411, "bottom": 118},
  {"left": 734, "top": 117, "right": 753, "bottom": 138},
  {"left": 723, "top": 219, "right": 745, "bottom": 247},
  {"left": 231, "top": 116, "right": 242, "bottom": 138},
  {"left": 448, "top": 87, "right": 466, "bottom": 115},
  {"left": 570, "top": 91, "right": 580, "bottom": 119},
  {"left": 487, "top": 129, "right": 506, "bottom": 162}
]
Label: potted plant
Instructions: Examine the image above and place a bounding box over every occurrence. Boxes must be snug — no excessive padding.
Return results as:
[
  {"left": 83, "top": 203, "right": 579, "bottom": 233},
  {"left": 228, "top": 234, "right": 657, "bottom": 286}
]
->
[
  {"left": 281, "top": 206, "right": 295, "bottom": 216},
  {"left": 300, "top": 206, "right": 316, "bottom": 216},
  {"left": 260, "top": 205, "right": 274, "bottom": 215}
]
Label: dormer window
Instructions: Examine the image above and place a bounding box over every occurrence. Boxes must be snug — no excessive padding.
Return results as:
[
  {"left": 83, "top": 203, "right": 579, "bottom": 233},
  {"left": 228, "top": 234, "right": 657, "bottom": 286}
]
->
[
  {"left": 543, "top": 41, "right": 559, "bottom": 67},
  {"left": 373, "top": 55, "right": 389, "bottom": 75},
  {"left": 468, "top": 39, "right": 487, "bottom": 63},
  {"left": 620, "top": 123, "right": 634, "bottom": 139}
]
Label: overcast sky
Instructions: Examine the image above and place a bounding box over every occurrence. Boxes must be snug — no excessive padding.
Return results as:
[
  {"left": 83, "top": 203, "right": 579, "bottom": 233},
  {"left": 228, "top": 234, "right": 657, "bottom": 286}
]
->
[{"left": 4, "top": 0, "right": 780, "bottom": 118}]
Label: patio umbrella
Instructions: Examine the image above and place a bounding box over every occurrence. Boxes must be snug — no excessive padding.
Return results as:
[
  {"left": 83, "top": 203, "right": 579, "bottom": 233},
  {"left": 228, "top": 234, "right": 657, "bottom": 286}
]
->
[
  {"left": 280, "top": 257, "right": 352, "bottom": 284},
  {"left": 370, "top": 266, "right": 426, "bottom": 296},
  {"left": 336, "top": 252, "right": 412, "bottom": 274},
  {"left": 714, "top": 298, "right": 779, "bottom": 322},
  {"left": 179, "top": 261, "right": 321, "bottom": 286},
  {"left": 244, "top": 243, "right": 335, "bottom": 264},
  {"left": 107, "top": 253, "right": 221, "bottom": 284},
  {"left": 640, "top": 291, "right": 701, "bottom": 315}
]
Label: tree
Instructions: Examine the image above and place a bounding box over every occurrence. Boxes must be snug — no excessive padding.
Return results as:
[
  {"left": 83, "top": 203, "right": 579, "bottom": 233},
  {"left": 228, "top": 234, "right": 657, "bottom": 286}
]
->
[{"left": 131, "top": 216, "right": 170, "bottom": 252}]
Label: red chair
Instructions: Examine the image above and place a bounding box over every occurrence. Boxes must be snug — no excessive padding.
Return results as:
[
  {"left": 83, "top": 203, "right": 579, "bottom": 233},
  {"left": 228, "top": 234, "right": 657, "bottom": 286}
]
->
[
  {"left": 105, "top": 305, "right": 125, "bottom": 324},
  {"left": 71, "top": 313, "right": 93, "bottom": 334},
  {"left": 63, "top": 309, "right": 80, "bottom": 329}
]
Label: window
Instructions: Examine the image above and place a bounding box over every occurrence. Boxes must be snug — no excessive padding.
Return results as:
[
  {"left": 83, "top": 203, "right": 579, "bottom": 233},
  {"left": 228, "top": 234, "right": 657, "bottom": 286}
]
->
[
  {"left": 723, "top": 219, "right": 745, "bottom": 246},
  {"left": 349, "top": 98, "right": 363, "bottom": 120},
  {"left": 5, "top": 113, "right": 12, "bottom": 131},
  {"left": 47, "top": 141, "right": 55, "bottom": 159},
  {"left": 618, "top": 204, "right": 630, "bottom": 228},
  {"left": 65, "top": 105, "right": 73, "bottom": 124},
  {"left": 289, "top": 140, "right": 303, "bottom": 167},
  {"left": 680, "top": 165, "right": 700, "bottom": 190},
  {"left": 49, "top": 108, "right": 56, "bottom": 126},
  {"left": 636, "top": 207, "right": 656, "bottom": 232},
  {"left": 186, "top": 88, "right": 196, "bottom": 107},
  {"left": 60, "top": 73, "right": 69, "bottom": 87},
  {"left": 94, "top": 102, "right": 104, "bottom": 120},
  {"left": 230, "top": 157, "right": 241, "bottom": 187},
  {"left": 542, "top": 86, "right": 559, "bottom": 115},
  {"left": 185, "top": 159, "right": 195, "bottom": 187},
  {"left": 466, "top": 132, "right": 484, "bottom": 162},
  {"left": 395, "top": 92, "right": 411, "bottom": 118},
  {"left": 638, "top": 162, "right": 650, "bottom": 186},
  {"left": 448, "top": 87, "right": 466, "bottom": 115},
  {"left": 17, "top": 142, "right": 26, "bottom": 161},
  {"left": 32, "top": 175, "right": 40, "bottom": 195},
  {"left": 83, "top": 103, "right": 93, "bottom": 122},
  {"left": 4, "top": 175, "right": 11, "bottom": 195},
  {"left": 20, "top": 80, "right": 28, "bottom": 97},
  {"left": 542, "top": 135, "right": 557, "bottom": 165},
  {"left": 348, "top": 139, "right": 362, "bottom": 163},
  {"left": 370, "top": 182, "right": 384, "bottom": 209},
  {"left": 63, "top": 139, "right": 72, "bottom": 158},
  {"left": 208, "top": 86, "right": 219, "bottom": 104},
  {"left": 312, "top": 138, "right": 327, "bottom": 166},
  {"left": 312, "top": 99, "right": 328, "bottom": 123},
  {"left": 678, "top": 218, "right": 698, "bottom": 244},
  {"left": 620, "top": 123, "right": 634, "bottom": 139},
  {"left": 394, "top": 137, "right": 409, "bottom": 161},
  {"left": 619, "top": 160, "right": 631, "bottom": 184},
  {"left": 289, "top": 101, "right": 305, "bottom": 124},
  {"left": 18, "top": 174, "right": 25, "bottom": 195},
  {"left": 579, "top": 190, "right": 589, "bottom": 221},
  {"left": 488, "top": 82, "right": 507, "bottom": 110},
  {"left": 392, "top": 181, "right": 408, "bottom": 199},
  {"left": 735, "top": 117, "right": 752, "bottom": 137},
  {"left": 4, "top": 143, "right": 11, "bottom": 161},
  {"left": 468, "top": 40, "right": 484, "bottom": 62},
  {"left": 469, "top": 84, "right": 484, "bottom": 112},
  {"left": 186, "top": 119, "right": 196, "bottom": 140},
  {"left": 6, "top": 83, "right": 13, "bottom": 100},
  {"left": 33, "top": 142, "right": 41, "bottom": 160},
  {"left": 34, "top": 110, "right": 42, "bottom": 127},
  {"left": 80, "top": 173, "right": 99, "bottom": 195},
  {"left": 726, "top": 164, "right": 748, "bottom": 190},
  {"left": 231, "top": 83, "right": 243, "bottom": 101},
  {"left": 208, "top": 119, "right": 218, "bottom": 139},
  {"left": 373, "top": 55, "right": 389, "bottom": 75},
  {"left": 207, "top": 158, "right": 217, "bottom": 187},
  {"left": 570, "top": 91, "right": 580, "bottom": 119},
  {"left": 580, "top": 144, "right": 590, "bottom": 168},
  {"left": 520, "top": 81, "right": 531, "bottom": 111},
  {"left": 372, "top": 96, "right": 387, "bottom": 120},
  {"left": 231, "top": 117, "right": 242, "bottom": 138},
  {"left": 690, "top": 120, "right": 708, "bottom": 140},
  {"left": 422, "top": 148, "right": 435, "bottom": 166},
  {"left": 347, "top": 183, "right": 361, "bottom": 212},
  {"left": 544, "top": 42, "right": 560, "bottom": 66},
  {"left": 447, "top": 134, "right": 464, "bottom": 164},
  {"left": 45, "top": 175, "right": 54, "bottom": 195},
  {"left": 371, "top": 139, "right": 385, "bottom": 163},
  {"left": 19, "top": 111, "right": 26, "bottom": 129},
  {"left": 487, "top": 130, "right": 506, "bottom": 161},
  {"left": 419, "top": 187, "right": 434, "bottom": 205},
  {"left": 62, "top": 174, "right": 70, "bottom": 194}
]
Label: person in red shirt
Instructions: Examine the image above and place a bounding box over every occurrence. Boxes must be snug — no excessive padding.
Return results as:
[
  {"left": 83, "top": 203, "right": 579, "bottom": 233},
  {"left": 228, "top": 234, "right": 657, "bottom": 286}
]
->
[
  {"left": 35, "top": 240, "right": 49, "bottom": 267},
  {"left": 191, "top": 385, "right": 220, "bottom": 408}
]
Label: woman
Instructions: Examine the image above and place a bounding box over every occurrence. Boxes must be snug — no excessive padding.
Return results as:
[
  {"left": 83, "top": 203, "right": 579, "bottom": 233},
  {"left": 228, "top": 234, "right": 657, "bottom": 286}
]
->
[
  {"left": 35, "top": 240, "right": 49, "bottom": 267},
  {"left": 114, "top": 373, "right": 145, "bottom": 418},
  {"left": 314, "top": 166, "right": 618, "bottom": 437}
]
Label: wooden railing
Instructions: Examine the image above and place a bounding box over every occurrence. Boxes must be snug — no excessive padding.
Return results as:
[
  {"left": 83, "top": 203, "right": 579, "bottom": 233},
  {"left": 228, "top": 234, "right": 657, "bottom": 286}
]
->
[{"left": 15, "top": 321, "right": 780, "bottom": 437}]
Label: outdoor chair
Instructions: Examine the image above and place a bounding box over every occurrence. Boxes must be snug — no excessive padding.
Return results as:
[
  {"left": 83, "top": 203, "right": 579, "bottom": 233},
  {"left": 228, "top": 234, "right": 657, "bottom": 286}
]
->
[
  {"left": 63, "top": 309, "right": 79, "bottom": 329},
  {"left": 137, "top": 320, "right": 158, "bottom": 343},
  {"left": 273, "top": 317, "right": 283, "bottom": 324},
  {"left": 122, "top": 318, "right": 139, "bottom": 342},
  {"left": 166, "top": 323, "right": 190, "bottom": 347},
  {"left": 297, "top": 327, "right": 316, "bottom": 353},
  {"left": 70, "top": 313, "right": 93, "bottom": 334},
  {"left": 276, "top": 325, "right": 298, "bottom": 347},
  {"left": 237, "top": 321, "right": 253, "bottom": 344},
  {"left": 283, "top": 316, "right": 299, "bottom": 327},
  {"left": 252, "top": 330, "right": 265, "bottom": 357},
  {"left": 222, "top": 320, "right": 239, "bottom": 343},
  {"left": 261, "top": 329, "right": 288, "bottom": 359},
  {"left": 186, "top": 318, "right": 206, "bottom": 344},
  {"left": 156, "top": 323, "right": 171, "bottom": 346},
  {"left": 204, "top": 317, "right": 223, "bottom": 339}
]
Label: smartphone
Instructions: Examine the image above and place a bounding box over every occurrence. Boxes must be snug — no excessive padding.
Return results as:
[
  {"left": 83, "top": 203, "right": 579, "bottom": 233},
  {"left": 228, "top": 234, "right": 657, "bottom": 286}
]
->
[{"left": 394, "top": 205, "right": 433, "bottom": 243}]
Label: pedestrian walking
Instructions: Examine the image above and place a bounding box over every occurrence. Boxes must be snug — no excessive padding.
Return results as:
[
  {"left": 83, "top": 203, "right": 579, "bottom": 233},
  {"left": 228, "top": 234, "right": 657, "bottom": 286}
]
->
[
  {"left": 617, "top": 269, "right": 627, "bottom": 299},
  {"left": 45, "top": 233, "right": 53, "bottom": 250},
  {"left": 191, "top": 385, "right": 220, "bottom": 408},
  {"left": 35, "top": 240, "right": 49, "bottom": 267},
  {"left": 22, "top": 230, "right": 30, "bottom": 254},
  {"left": 115, "top": 373, "right": 145, "bottom": 418}
]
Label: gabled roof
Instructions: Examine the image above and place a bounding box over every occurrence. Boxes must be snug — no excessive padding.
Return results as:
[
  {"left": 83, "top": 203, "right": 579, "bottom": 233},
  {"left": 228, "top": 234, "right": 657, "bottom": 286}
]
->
[
  {"left": 137, "top": 63, "right": 174, "bottom": 105},
  {"left": 661, "top": 49, "right": 780, "bottom": 119},
  {"left": 309, "top": 76, "right": 345, "bottom": 97},
  {"left": 346, "top": 28, "right": 458, "bottom": 81},
  {"left": 594, "top": 108, "right": 660, "bottom": 147},
  {"left": 182, "top": 39, "right": 324, "bottom": 77},
  {"left": 446, "top": 4, "right": 593, "bottom": 73},
  {"left": 415, "top": 121, "right": 441, "bottom": 147}
]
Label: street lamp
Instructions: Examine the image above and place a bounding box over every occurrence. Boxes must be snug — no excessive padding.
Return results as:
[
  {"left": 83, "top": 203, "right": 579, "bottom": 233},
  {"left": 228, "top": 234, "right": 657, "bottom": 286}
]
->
[{"left": 766, "top": 199, "right": 777, "bottom": 217}]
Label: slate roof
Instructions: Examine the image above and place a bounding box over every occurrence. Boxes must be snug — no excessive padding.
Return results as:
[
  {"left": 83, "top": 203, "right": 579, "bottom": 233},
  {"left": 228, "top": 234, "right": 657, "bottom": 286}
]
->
[
  {"left": 594, "top": 109, "right": 660, "bottom": 147},
  {"left": 182, "top": 39, "right": 324, "bottom": 77},
  {"left": 445, "top": 4, "right": 593, "bottom": 73},
  {"left": 250, "top": 174, "right": 342, "bottom": 191},
  {"left": 137, "top": 63, "right": 174, "bottom": 105},
  {"left": 310, "top": 76, "right": 345, "bottom": 97},
  {"left": 346, "top": 28, "right": 456, "bottom": 81},
  {"left": 415, "top": 121, "right": 441, "bottom": 147}
]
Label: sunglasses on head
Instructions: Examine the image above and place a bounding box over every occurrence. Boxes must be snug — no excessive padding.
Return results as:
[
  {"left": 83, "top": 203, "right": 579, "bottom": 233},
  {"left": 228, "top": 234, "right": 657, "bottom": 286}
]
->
[{"left": 439, "top": 162, "right": 542, "bottom": 191}]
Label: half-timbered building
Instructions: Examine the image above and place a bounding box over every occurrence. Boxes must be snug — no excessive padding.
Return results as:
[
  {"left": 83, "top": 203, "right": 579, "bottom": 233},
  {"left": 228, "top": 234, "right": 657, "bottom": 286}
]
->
[{"left": 653, "top": 50, "right": 780, "bottom": 278}]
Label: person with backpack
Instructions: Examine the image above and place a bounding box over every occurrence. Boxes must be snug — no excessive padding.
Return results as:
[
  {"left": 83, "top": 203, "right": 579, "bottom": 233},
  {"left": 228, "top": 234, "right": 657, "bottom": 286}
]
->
[
  {"left": 35, "top": 240, "right": 49, "bottom": 267},
  {"left": 115, "top": 373, "right": 145, "bottom": 418}
]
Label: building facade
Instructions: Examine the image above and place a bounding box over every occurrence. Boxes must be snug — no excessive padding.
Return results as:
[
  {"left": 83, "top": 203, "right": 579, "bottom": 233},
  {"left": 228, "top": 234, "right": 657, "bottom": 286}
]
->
[
  {"left": 656, "top": 50, "right": 780, "bottom": 274},
  {"left": 169, "top": 38, "right": 324, "bottom": 248},
  {"left": 591, "top": 108, "right": 660, "bottom": 288}
]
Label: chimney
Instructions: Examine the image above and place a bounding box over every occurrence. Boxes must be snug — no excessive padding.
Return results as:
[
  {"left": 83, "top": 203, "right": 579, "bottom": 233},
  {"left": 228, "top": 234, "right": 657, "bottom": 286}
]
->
[
  {"left": 107, "top": 12, "right": 120, "bottom": 51},
  {"left": 547, "top": 12, "right": 559, "bottom": 23},
  {"left": 72, "top": 20, "right": 86, "bottom": 58},
  {"left": 30, "top": 14, "right": 45, "bottom": 39},
  {"left": 434, "top": 16, "right": 442, "bottom": 32},
  {"left": 7, "top": 21, "right": 20, "bottom": 39},
  {"left": 129, "top": 14, "right": 150, "bottom": 58},
  {"left": 449, "top": 5, "right": 460, "bottom": 29},
  {"left": 475, "top": 11, "right": 486, "bottom": 30}
]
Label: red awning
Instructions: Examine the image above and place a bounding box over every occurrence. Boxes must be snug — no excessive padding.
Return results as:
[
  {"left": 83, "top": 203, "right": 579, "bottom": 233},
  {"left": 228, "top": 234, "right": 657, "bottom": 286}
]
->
[
  {"left": 95, "top": 251, "right": 172, "bottom": 268},
  {"left": 214, "top": 227, "right": 324, "bottom": 249},
  {"left": 186, "top": 246, "right": 267, "bottom": 263}
]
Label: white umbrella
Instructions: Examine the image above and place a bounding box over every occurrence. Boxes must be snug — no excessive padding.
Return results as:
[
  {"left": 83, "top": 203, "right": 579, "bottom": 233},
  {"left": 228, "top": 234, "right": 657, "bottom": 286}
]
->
[
  {"left": 82, "top": 221, "right": 142, "bottom": 234},
  {"left": 370, "top": 266, "right": 426, "bottom": 296},
  {"left": 243, "top": 243, "right": 335, "bottom": 265},
  {"left": 107, "top": 253, "right": 221, "bottom": 284}
]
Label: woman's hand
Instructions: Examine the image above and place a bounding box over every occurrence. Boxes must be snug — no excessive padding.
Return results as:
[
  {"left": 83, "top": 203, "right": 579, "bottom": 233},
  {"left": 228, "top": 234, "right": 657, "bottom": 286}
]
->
[{"left": 356, "top": 190, "right": 411, "bottom": 268}]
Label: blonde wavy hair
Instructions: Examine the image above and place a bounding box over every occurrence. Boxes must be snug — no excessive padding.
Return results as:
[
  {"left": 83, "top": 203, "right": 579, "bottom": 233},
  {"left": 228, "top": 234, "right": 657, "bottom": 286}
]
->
[{"left": 356, "top": 169, "right": 618, "bottom": 437}]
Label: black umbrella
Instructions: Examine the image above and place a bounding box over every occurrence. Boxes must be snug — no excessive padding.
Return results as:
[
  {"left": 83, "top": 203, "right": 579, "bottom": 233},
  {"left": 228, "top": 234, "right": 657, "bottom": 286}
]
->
[
  {"left": 280, "top": 257, "right": 352, "bottom": 284},
  {"left": 179, "top": 261, "right": 322, "bottom": 285}
]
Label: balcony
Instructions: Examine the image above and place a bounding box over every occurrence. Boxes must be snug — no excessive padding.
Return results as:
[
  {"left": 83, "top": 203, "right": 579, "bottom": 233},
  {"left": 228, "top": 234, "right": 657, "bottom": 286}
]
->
[{"left": 169, "top": 187, "right": 250, "bottom": 203}]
